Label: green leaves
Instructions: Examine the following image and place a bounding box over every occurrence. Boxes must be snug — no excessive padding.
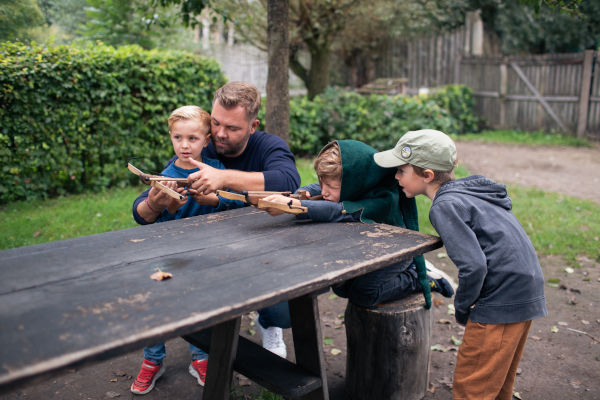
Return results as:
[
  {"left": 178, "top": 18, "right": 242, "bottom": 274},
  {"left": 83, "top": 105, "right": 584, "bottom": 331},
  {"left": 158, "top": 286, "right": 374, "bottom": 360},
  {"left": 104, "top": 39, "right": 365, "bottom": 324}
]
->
[
  {"left": 287, "top": 85, "right": 479, "bottom": 156},
  {"left": 0, "top": 41, "right": 225, "bottom": 203}
]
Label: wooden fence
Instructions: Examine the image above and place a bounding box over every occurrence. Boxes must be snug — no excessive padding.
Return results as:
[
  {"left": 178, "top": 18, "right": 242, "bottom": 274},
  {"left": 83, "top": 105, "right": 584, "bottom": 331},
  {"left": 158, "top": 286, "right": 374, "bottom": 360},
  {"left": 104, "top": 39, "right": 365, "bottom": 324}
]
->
[
  {"left": 371, "top": 29, "right": 600, "bottom": 140},
  {"left": 458, "top": 51, "right": 599, "bottom": 139}
]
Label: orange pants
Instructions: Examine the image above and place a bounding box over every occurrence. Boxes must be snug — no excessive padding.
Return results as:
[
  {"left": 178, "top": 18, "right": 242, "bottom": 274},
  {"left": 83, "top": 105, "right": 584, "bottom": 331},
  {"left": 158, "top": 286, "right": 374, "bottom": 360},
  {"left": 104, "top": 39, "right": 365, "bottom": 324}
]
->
[{"left": 453, "top": 320, "right": 532, "bottom": 400}]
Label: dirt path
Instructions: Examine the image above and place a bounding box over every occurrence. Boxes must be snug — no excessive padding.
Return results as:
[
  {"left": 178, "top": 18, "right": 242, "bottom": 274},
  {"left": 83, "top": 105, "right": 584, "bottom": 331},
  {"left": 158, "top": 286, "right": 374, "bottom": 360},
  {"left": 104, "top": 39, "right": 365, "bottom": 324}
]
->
[
  {"left": 3, "top": 141, "right": 599, "bottom": 400},
  {"left": 455, "top": 141, "right": 600, "bottom": 203}
]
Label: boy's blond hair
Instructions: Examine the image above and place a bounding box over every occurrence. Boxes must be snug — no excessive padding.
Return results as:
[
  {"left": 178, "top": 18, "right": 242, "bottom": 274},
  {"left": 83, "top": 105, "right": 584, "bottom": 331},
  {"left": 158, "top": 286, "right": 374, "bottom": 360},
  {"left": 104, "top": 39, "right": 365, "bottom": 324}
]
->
[
  {"left": 213, "top": 81, "right": 261, "bottom": 122},
  {"left": 168, "top": 106, "right": 211, "bottom": 135},
  {"left": 314, "top": 142, "right": 342, "bottom": 182}
]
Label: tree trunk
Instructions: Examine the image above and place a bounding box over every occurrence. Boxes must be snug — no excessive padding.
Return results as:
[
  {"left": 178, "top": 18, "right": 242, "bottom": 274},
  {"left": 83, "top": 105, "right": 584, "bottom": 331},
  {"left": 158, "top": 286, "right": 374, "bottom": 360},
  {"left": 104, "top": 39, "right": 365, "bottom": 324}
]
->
[
  {"left": 265, "top": 0, "right": 290, "bottom": 143},
  {"left": 344, "top": 293, "right": 432, "bottom": 400},
  {"left": 307, "top": 45, "right": 331, "bottom": 99}
]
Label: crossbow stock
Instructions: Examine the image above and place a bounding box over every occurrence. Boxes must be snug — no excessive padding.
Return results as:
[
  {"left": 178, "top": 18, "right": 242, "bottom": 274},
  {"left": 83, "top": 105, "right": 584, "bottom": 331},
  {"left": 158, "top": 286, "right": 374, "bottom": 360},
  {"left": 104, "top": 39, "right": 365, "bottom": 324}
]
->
[{"left": 216, "top": 190, "right": 323, "bottom": 215}]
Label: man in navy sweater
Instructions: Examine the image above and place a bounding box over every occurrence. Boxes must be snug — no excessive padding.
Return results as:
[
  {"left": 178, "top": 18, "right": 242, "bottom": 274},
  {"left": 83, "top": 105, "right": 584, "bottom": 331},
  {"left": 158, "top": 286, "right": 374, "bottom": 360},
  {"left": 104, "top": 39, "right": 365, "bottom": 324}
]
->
[{"left": 131, "top": 81, "right": 300, "bottom": 394}]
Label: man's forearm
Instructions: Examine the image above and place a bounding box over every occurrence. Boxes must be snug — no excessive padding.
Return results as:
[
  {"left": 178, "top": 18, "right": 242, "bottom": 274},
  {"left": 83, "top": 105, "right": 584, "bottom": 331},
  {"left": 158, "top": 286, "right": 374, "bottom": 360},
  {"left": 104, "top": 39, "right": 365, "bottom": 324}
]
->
[{"left": 220, "top": 170, "right": 265, "bottom": 192}]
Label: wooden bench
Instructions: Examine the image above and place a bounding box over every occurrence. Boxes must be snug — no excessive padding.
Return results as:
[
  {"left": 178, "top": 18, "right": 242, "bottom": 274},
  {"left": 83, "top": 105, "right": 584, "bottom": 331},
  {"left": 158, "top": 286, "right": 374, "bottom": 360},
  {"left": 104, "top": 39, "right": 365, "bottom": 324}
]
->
[{"left": 0, "top": 207, "right": 441, "bottom": 399}]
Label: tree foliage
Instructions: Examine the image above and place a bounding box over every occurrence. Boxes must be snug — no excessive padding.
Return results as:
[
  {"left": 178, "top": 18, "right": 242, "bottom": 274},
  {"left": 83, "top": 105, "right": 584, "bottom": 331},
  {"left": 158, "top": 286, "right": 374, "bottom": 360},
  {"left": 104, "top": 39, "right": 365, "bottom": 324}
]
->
[
  {"left": 464, "top": 0, "right": 599, "bottom": 53},
  {"left": 77, "top": 0, "right": 180, "bottom": 49},
  {"left": 0, "top": 0, "right": 45, "bottom": 42}
]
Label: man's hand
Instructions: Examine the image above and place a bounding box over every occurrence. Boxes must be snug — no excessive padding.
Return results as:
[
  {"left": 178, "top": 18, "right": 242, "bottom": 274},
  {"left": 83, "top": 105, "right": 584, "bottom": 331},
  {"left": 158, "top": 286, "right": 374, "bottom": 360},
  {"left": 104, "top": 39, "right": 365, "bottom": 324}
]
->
[
  {"left": 187, "top": 158, "right": 226, "bottom": 195},
  {"left": 261, "top": 194, "right": 302, "bottom": 216}
]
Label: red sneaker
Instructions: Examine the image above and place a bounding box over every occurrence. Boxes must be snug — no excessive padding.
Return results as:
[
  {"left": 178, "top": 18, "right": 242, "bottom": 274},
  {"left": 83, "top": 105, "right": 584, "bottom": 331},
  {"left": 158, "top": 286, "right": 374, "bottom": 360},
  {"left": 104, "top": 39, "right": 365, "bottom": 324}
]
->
[
  {"left": 188, "top": 358, "right": 208, "bottom": 386},
  {"left": 130, "top": 359, "right": 165, "bottom": 395}
]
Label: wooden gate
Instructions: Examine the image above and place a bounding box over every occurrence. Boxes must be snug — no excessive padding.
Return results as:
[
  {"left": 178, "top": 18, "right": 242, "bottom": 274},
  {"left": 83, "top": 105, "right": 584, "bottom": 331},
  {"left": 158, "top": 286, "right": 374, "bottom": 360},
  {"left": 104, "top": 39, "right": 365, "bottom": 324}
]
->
[{"left": 459, "top": 51, "right": 599, "bottom": 139}]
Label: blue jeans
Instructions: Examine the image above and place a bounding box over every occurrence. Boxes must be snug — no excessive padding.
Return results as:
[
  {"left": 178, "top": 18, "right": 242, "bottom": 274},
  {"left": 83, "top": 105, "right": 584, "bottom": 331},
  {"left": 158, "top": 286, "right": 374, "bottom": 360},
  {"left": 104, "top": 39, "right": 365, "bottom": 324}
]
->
[
  {"left": 143, "top": 301, "right": 291, "bottom": 364},
  {"left": 332, "top": 259, "right": 418, "bottom": 308}
]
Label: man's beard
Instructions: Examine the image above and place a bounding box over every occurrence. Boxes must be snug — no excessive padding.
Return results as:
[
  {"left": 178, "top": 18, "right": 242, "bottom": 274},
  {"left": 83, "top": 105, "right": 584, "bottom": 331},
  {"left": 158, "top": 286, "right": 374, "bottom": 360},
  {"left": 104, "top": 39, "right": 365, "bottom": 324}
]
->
[{"left": 213, "top": 131, "right": 251, "bottom": 157}]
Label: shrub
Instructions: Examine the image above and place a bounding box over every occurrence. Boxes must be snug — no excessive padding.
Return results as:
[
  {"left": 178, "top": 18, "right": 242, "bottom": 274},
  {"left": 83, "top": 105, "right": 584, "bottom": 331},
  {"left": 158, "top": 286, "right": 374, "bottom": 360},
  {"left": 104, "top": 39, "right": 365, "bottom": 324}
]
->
[
  {"left": 0, "top": 41, "right": 225, "bottom": 203},
  {"left": 286, "top": 85, "right": 478, "bottom": 156}
]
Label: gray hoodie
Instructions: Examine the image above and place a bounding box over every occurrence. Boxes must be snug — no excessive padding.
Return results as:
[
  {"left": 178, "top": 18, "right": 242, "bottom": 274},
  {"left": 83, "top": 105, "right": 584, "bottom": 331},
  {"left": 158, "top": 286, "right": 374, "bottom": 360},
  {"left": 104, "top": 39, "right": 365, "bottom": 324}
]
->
[{"left": 429, "top": 175, "right": 547, "bottom": 324}]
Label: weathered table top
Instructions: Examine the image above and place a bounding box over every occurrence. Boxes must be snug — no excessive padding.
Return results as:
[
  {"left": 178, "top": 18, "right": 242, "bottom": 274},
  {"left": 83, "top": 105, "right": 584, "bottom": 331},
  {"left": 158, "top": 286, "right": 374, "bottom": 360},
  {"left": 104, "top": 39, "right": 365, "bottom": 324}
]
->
[{"left": 0, "top": 207, "right": 441, "bottom": 389}]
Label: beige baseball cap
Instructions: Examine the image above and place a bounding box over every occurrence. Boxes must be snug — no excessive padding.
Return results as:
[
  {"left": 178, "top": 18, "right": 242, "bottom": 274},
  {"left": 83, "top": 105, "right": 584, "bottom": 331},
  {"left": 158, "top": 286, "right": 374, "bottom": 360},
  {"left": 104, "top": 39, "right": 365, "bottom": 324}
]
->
[{"left": 373, "top": 129, "right": 457, "bottom": 171}]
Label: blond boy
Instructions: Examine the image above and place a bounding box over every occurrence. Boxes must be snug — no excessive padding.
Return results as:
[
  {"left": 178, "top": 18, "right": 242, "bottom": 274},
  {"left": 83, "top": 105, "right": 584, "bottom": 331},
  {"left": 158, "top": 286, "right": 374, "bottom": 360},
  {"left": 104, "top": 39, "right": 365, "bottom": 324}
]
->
[{"left": 131, "top": 106, "right": 244, "bottom": 394}]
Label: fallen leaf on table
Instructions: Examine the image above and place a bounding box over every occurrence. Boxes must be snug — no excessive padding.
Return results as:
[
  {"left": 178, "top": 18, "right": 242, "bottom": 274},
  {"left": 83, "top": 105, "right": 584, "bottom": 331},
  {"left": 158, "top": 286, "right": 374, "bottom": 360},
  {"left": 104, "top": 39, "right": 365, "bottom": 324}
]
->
[{"left": 150, "top": 268, "right": 172, "bottom": 281}]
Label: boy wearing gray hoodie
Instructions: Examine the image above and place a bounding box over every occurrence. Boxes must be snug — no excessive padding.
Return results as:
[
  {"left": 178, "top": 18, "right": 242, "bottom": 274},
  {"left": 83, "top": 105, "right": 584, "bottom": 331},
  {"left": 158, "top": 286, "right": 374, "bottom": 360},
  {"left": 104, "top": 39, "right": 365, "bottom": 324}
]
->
[{"left": 374, "top": 130, "right": 547, "bottom": 400}]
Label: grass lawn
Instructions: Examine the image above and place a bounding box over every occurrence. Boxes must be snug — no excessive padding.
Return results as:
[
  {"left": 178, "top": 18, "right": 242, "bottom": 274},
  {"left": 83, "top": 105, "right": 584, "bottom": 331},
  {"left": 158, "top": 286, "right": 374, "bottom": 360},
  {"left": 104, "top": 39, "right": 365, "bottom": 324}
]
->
[
  {"left": 453, "top": 129, "right": 590, "bottom": 147},
  {"left": 1, "top": 131, "right": 598, "bottom": 267}
]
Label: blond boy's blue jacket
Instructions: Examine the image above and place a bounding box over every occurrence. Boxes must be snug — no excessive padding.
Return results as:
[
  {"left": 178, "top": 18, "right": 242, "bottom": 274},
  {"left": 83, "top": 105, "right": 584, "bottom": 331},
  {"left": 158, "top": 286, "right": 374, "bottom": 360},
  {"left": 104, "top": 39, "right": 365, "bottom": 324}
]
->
[{"left": 430, "top": 175, "right": 548, "bottom": 324}]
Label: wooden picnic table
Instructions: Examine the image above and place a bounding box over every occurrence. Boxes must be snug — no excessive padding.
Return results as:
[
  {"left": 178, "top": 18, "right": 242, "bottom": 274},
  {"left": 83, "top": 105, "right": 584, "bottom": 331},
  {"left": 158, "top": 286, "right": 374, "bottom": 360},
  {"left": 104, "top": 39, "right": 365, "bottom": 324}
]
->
[{"left": 0, "top": 207, "right": 441, "bottom": 399}]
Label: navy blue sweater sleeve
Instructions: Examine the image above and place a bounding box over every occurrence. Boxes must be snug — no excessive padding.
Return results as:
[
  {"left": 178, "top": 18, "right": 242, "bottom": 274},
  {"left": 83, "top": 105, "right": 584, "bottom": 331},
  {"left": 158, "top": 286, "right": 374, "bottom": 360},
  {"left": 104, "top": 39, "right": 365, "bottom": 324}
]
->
[{"left": 258, "top": 133, "right": 301, "bottom": 192}]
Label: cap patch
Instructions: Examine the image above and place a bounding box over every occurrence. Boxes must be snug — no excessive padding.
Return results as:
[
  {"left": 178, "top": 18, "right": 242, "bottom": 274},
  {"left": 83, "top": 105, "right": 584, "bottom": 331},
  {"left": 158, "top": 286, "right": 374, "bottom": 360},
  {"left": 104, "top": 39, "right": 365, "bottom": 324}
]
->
[{"left": 400, "top": 146, "right": 412, "bottom": 159}]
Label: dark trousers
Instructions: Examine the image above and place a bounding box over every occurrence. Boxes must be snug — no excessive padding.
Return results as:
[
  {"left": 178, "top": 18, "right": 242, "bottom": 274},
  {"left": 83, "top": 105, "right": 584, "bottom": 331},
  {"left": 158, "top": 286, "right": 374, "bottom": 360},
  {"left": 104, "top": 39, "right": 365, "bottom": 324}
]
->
[{"left": 332, "top": 259, "right": 419, "bottom": 308}]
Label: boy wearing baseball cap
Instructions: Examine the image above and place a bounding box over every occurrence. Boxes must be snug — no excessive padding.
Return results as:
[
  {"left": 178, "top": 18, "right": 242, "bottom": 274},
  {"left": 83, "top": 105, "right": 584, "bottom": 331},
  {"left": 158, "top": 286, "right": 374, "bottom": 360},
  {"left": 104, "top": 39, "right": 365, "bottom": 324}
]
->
[{"left": 374, "top": 129, "right": 547, "bottom": 400}]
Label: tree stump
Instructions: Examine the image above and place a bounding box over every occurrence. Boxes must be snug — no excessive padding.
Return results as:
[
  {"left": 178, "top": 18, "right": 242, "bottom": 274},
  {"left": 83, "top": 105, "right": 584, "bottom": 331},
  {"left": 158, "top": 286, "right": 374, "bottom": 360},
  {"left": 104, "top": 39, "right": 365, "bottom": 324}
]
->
[{"left": 344, "top": 293, "right": 432, "bottom": 400}]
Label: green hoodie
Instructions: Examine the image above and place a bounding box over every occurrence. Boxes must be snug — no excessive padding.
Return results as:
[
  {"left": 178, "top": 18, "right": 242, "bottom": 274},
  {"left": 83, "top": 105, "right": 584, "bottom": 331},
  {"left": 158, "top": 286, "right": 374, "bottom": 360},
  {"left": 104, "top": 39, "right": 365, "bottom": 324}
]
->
[{"left": 324, "top": 140, "right": 432, "bottom": 308}]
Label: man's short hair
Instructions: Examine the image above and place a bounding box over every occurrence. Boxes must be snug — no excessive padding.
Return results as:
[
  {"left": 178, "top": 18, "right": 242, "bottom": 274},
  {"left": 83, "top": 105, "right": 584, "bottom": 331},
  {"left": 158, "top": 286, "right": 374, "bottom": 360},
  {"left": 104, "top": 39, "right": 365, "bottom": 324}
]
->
[
  {"left": 314, "top": 142, "right": 342, "bottom": 182},
  {"left": 213, "top": 81, "right": 261, "bottom": 122},
  {"left": 168, "top": 105, "right": 211, "bottom": 135}
]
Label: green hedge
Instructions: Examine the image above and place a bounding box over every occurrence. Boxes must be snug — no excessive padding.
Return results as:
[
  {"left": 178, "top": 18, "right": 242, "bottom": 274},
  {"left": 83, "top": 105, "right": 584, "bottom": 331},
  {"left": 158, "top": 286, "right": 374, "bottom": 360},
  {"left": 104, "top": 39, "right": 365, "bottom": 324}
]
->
[
  {"left": 281, "top": 85, "right": 479, "bottom": 156},
  {"left": 0, "top": 41, "right": 225, "bottom": 203}
]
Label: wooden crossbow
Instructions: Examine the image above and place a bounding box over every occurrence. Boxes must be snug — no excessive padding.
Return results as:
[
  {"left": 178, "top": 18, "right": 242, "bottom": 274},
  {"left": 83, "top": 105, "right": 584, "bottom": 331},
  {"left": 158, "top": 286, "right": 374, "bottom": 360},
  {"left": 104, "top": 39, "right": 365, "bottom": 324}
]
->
[
  {"left": 216, "top": 190, "right": 323, "bottom": 215},
  {"left": 128, "top": 162, "right": 323, "bottom": 215},
  {"left": 127, "top": 163, "right": 187, "bottom": 200}
]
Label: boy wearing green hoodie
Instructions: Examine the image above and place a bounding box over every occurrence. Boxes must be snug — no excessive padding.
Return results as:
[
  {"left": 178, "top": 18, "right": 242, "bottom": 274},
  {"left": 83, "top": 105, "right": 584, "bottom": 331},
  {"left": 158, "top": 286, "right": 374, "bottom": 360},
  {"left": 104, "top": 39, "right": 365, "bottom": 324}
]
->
[{"left": 263, "top": 140, "right": 454, "bottom": 308}]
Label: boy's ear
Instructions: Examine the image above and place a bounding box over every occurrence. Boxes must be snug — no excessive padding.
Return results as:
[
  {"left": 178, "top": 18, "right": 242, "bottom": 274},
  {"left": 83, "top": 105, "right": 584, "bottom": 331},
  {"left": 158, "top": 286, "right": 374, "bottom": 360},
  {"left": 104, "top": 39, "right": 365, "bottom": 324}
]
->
[{"left": 423, "top": 169, "right": 435, "bottom": 183}]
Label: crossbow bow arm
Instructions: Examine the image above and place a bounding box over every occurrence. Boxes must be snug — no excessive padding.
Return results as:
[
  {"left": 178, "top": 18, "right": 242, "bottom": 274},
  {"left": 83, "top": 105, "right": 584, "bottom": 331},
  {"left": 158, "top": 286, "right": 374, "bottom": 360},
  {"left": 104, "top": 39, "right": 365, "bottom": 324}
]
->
[{"left": 127, "top": 163, "right": 185, "bottom": 200}]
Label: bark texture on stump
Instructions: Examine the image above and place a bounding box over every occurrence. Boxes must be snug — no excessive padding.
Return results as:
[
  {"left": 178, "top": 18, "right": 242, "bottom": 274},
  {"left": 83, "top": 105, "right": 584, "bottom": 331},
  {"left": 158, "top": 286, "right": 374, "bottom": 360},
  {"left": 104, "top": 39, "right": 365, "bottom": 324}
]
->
[{"left": 345, "top": 293, "right": 432, "bottom": 400}]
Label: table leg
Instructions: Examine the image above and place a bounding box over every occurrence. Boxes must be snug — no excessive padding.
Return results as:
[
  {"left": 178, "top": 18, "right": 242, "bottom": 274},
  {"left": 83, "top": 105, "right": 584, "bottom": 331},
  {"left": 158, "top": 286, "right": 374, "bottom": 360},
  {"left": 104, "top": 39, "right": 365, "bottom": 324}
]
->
[
  {"left": 289, "top": 293, "right": 329, "bottom": 400},
  {"left": 202, "top": 317, "right": 241, "bottom": 400}
]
